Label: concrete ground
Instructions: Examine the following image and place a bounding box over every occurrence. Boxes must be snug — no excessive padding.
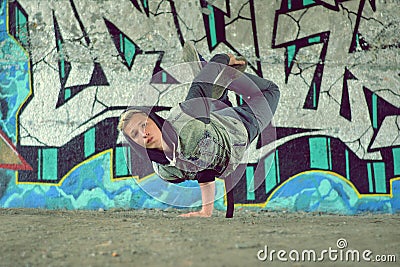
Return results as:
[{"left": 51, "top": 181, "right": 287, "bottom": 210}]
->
[{"left": 0, "top": 208, "right": 399, "bottom": 267}]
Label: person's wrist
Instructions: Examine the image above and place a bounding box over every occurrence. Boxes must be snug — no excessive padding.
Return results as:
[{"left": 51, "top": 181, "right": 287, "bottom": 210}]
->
[
  {"left": 226, "top": 53, "right": 234, "bottom": 65},
  {"left": 200, "top": 210, "right": 212, "bottom": 217},
  {"left": 200, "top": 207, "right": 213, "bottom": 216}
]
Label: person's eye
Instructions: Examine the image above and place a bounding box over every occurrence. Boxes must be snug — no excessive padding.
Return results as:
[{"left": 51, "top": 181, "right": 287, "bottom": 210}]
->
[{"left": 142, "top": 122, "right": 147, "bottom": 128}]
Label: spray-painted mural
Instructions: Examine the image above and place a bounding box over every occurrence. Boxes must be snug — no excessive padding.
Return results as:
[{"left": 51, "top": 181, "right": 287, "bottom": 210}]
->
[{"left": 0, "top": 0, "right": 399, "bottom": 213}]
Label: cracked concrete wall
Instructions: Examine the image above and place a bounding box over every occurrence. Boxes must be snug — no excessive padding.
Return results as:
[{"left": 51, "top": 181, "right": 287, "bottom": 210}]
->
[{"left": 0, "top": 0, "right": 399, "bottom": 213}]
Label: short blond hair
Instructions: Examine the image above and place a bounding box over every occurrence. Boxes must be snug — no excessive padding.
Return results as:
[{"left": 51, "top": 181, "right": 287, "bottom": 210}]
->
[{"left": 117, "top": 110, "right": 146, "bottom": 132}]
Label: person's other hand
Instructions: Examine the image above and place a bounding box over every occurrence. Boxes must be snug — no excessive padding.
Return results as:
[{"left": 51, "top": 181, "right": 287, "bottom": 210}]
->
[{"left": 227, "top": 53, "right": 246, "bottom": 66}]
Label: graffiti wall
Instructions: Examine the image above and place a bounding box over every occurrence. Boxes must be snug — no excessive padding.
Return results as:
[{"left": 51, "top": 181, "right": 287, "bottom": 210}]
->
[{"left": 0, "top": 0, "right": 399, "bottom": 213}]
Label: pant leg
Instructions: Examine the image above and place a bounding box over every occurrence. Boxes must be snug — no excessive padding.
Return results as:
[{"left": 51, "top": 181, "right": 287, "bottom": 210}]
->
[
  {"left": 210, "top": 89, "right": 233, "bottom": 111},
  {"left": 184, "top": 54, "right": 230, "bottom": 101},
  {"left": 218, "top": 73, "right": 280, "bottom": 142},
  {"left": 180, "top": 54, "right": 231, "bottom": 123},
  {"left": 231, "top": 73, "right": 280, "bottom": 114}
]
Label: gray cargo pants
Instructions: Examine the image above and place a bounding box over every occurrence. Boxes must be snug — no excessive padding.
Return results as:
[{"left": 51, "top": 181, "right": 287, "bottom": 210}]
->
[{"left": 183, "top": 53, "right": 280, "bottom": 143}]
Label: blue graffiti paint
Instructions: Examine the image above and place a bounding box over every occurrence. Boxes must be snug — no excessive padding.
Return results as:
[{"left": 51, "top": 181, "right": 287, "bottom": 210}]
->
[
  {"left": 207, "top": 5, "right": 217, "bottom": 48},
  {"left": 0, "top": 152, "right": 220, "bottom": 210},
  {"left": 390, "top": 181, "right": 400, "bottom": 212},
  {"left": 246, "top": 166, "right": 255, "bottom": 200},
  {"left": 394, "top": 148, "right": 400, "bottom": 176},
  {"left": 265, "top": 172, "right": 399, "bottom": 214},
  {"left": 0, "top": 0, "right": 30, "bottom": 142}
]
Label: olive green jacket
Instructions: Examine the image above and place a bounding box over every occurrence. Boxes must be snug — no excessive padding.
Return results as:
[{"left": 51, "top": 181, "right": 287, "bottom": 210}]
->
[{"left": 153, "top": 105, "right": 248, "bottom": 181}]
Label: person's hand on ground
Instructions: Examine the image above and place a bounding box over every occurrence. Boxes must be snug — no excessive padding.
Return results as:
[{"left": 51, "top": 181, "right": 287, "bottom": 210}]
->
[
  {"left": 178, "top": 210, "right": 212, "bottom": 217},
  {"left": 178, "top": 182, "right": 215, "bottom": 218}
]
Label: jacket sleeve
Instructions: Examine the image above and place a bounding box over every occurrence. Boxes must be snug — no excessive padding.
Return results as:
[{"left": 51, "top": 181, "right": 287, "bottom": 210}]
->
[
  {"left": 195, "top": 169, "right": 220, "bottom": 183},
  {"left": 153, "top": 163, "right": 219, "bottom": 184},
  {"left": 152, "top": 162, "right": 196, "bottom": 183}
]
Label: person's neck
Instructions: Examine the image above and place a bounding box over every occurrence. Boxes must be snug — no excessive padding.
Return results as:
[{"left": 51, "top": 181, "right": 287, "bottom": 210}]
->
[{"left": 160, "top": 139, "right": 172, "bottom": 154}]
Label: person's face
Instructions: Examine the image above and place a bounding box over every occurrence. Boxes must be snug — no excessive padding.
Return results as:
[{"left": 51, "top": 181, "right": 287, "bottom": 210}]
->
[{"left": 124, "top": 113, "right": 163, "bottom": 150}]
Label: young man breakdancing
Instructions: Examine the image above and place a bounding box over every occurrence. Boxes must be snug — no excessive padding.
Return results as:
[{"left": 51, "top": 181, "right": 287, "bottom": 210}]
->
[{"left": 118, "top": 43, "right": 280, "bottom": 217}]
